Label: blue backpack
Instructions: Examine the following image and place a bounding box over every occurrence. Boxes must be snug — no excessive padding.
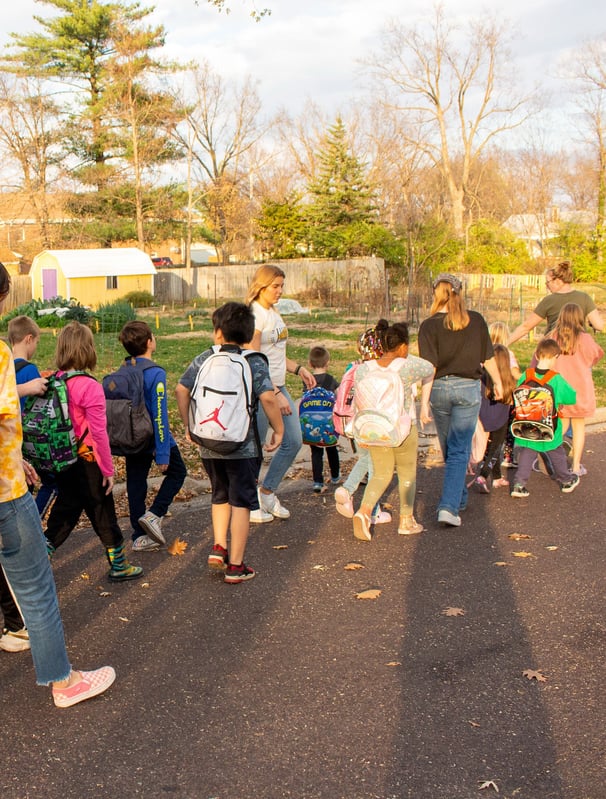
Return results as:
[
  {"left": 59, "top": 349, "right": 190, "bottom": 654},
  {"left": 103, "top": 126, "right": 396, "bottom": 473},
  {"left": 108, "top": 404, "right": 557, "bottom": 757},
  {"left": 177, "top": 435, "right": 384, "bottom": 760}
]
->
[
  {"left": 102, "top": 360, "right": 155, "bottom": 455},
  {"left": 299, "top": 386, "right": 338, "bottom": 447}
]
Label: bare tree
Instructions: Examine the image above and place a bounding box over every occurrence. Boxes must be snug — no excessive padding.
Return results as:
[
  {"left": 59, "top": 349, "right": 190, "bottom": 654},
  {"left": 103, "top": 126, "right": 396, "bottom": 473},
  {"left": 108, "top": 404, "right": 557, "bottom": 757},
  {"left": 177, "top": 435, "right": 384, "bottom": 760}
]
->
[
  {"left": 365, "top": 3, "right": 533, "bottom": 237},
  {"left": 173, "top": 62, "right": 264, "bottom": 264},
  {"left": 566, "top": 36, "right": 606, "bottom": 262},
  {"left": 0, "top": 73, "right": 63, "bottom": 249}
]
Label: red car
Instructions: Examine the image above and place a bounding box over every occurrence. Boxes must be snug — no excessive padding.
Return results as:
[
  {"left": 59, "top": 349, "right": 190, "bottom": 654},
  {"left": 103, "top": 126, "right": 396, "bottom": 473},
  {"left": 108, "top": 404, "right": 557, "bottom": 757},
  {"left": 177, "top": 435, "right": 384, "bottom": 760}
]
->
[{"left": 151, "top": 256, "right": 173, "bottom": 267}]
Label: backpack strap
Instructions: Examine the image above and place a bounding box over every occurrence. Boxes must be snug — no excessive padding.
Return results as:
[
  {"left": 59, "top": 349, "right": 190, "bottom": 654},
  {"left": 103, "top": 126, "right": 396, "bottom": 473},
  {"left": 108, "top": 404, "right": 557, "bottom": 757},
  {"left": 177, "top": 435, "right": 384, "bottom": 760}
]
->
[
  {"left": 14, "top": 359, "right": 32, "bottom": 375},
  {"left": 524, "top": 368, "right": 558, "bottom": 385},
  {"left": 62, "top": 371, "right": 96, "bottom": 447}
]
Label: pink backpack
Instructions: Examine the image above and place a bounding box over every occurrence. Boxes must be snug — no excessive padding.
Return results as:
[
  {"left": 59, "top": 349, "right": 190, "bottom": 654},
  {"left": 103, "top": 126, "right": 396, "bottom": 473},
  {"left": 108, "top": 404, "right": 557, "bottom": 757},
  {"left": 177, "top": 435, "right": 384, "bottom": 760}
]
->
[
  {"left": 332, "top": 363, "right": 359, "bottom": 438},
  {"left": 351, "top": 359, "right": 412, "bottom": 447}
]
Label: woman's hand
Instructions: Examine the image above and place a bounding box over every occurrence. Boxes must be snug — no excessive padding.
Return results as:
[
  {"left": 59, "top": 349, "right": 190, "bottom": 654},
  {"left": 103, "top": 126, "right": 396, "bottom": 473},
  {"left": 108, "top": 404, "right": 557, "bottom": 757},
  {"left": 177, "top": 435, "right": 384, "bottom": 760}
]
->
[{"left": 299, "top": 366, "right": 316, "bottom": 390}]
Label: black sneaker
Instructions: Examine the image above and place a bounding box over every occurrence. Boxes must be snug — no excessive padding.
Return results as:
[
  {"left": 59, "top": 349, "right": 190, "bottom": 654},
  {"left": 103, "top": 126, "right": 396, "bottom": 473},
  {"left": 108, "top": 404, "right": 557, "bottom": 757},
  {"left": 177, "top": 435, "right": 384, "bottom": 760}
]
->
[
  {"left": 511, "top": 484, "right": 529, "bottom": 498},
  {"left": 560, "top": 474, "right": 580, "bottom": 494},
  {"left": 224, "top": 563, "right": 256, "bottom": 584}
]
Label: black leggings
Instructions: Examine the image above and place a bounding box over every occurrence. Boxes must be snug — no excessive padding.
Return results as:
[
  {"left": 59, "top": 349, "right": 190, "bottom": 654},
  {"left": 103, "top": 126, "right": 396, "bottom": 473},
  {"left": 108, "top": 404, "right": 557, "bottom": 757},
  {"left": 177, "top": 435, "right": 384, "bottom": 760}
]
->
[{"left": 479, "top": 421, "right": 508, "bottom": 480}]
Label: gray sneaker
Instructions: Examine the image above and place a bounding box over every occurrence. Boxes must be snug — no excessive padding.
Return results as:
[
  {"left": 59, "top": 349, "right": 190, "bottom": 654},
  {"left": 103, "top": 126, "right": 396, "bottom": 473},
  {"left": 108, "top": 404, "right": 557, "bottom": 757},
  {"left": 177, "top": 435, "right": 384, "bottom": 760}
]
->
[
  {"left": 132, "top": 535, "right": 161, "bottom": 552},
  {"left": 138, "top": 511, "right": 166, "bottom": 545},
  {"left": 258, "top": 491, "right": 290, "bottom": 519}
]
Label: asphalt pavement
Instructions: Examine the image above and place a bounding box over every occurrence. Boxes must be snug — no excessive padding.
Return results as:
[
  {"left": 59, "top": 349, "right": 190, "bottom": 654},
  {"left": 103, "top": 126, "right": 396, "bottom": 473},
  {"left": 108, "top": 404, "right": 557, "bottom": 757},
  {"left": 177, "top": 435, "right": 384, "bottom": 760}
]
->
[{"left": 2, "top": 429, "right": 606, "bottom": 799}]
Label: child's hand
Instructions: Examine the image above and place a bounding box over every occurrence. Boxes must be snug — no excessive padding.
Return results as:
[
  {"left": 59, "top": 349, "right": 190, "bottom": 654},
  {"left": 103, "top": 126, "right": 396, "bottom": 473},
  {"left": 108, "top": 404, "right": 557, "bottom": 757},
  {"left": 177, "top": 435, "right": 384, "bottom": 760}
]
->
[
  {"left": 22, "top": 460, "right": 38, "bottom": 486},
  {"left": 419, "top": 402, "right": 433, "bottom": 426},
  {"left": 157, "top": 463, "right": 169, "bottom": 473},
  {"left": 264, "top": 431, "right": 284, "bottom": 452},
  {"left": 28, "top": 377, "right": 48, "bottom": 396},
  {"left": 276, "top": 392, "right": 292, "bottom": 416},
  {"left": 102, "top": 475, "right": 114, "bottom": 495}
]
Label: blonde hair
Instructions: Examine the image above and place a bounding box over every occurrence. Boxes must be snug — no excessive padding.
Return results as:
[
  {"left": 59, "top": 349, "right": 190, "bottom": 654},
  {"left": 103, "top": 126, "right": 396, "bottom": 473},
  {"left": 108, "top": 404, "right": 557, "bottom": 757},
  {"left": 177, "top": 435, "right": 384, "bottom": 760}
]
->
[
  {"left": 55, "top": 321, "right": 97, "bottom": 371},
  {"left": 8, "top": 315, "right": 41, "bottom": 345},
  {"left": 430, "top": 282, "right": 470, "bottom": 331},
  {"left": 553, "top": 302, "right": 585, "bottom": 355},
  {"left": 489, "top": 321, "right": 509, "bottom": 347},
  {"left": 245, "top": 264, "right": 286, "bottom": 306},
  {"left": 490, "top": 345, "right": 516, "bottom": 405}
]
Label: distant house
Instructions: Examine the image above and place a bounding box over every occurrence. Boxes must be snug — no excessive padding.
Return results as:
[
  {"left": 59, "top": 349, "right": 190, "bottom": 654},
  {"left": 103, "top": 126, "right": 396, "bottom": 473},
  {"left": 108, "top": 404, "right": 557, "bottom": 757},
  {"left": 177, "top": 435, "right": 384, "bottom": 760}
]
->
[
  {"left": 503, "top": 209, "right": 595, "bottom": 258},
  {"left": 30, "top": 248, "right": 156, "bottom": 306}
]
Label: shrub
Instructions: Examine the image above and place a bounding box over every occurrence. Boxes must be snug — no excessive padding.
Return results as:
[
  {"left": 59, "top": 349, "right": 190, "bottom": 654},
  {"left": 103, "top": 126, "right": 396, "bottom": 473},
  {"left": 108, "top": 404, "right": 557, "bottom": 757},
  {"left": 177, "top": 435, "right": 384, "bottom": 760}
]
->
[
  {"left": 0, "top": 297, "right": 93, "bottom": 330},
  {"left": 93, "top": 300, "right": 137, "bottom": 333},
  {"left": 123, "top": 290, "right": 154, "bottom": 308}
]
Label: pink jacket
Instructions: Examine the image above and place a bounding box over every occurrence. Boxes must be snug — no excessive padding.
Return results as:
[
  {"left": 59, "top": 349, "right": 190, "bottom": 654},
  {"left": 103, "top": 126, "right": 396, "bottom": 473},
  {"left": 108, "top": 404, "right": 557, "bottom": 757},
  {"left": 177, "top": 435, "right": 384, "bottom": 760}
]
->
[{"left": 60, "top": 372, "right": 114, "bottom": 477}]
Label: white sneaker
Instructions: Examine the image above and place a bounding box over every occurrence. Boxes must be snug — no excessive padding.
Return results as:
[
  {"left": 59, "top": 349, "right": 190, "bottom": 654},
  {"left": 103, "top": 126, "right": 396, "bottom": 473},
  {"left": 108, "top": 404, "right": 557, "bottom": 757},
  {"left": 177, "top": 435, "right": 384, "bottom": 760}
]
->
[
  {"left": 437, "top": 509, "right": 461, "bottom": 527},
  {"left": 258, "top": 490, "right": 290, "bottom": 519},
  {"left": 0, "top": 627, "right": 30, "bottom": 652},
  {"left": 132, "top": 534, "right": 161, "bottom": 552},
  {"left": 371, "top": 510, "right": 392, "bottom": 525},
  {"left": 250, "top": 508, "right": 273, "bottom": 524},
  {"left": 138, "top": 511, "right": 166, "bottom": 545}
]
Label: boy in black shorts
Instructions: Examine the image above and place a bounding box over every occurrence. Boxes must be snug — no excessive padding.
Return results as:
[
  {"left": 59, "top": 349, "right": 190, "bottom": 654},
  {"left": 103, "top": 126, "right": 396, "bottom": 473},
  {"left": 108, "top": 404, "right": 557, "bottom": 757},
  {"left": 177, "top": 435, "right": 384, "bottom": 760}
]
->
[{"left": 176, "top": 302, "right": 283, "bottom": 583}]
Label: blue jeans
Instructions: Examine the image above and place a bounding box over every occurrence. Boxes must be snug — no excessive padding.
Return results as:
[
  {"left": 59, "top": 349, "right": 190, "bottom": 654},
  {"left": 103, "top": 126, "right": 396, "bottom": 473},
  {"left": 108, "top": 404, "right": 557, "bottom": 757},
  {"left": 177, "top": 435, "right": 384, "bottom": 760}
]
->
[
  {"left": 256, "top": 386, "right": 302, "bottom": 494},
  {"left": 0, "top": 491, "right": 71, "bottom": 685},
  {"left": 430, "top": 377, "right": 481, "bottom": 517},
  {"left": 125, "top": 445, "right": 187, "bottom": 540}
]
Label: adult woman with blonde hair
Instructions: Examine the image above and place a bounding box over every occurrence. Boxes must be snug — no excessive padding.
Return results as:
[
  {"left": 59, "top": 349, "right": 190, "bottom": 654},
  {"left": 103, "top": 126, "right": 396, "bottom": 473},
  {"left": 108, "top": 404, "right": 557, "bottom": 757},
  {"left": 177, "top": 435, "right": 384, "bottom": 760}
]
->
[
  {"left": 246, "top": 264, "right": 316, "bottom": 521},
  {"left": 418, "top": 274, "right": 503, "bottom": 527},
  {"left": 549, "top": 302, "right": 604, "bottom": 476},
  {"left": 509, "top": 261, "right": 603, "bottom": 344}
]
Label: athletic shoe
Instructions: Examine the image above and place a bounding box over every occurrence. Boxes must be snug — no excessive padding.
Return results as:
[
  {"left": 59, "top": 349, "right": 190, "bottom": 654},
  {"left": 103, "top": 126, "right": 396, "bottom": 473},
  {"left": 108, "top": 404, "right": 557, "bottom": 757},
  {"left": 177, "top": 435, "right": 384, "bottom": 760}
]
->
[
  {"left": 334, "top": 487, "right": 354, "bottom": 519},
  {"left": 561, "top": 474, "right": 580, "bottom": 494},
  {"left": 132, "top": 535, "right": 161, "bottom": 552},
  {"left": 474, "top": 476, "right": 490, "bottom": 494},
  {"left": 138, "top": 511, "right": 165, "bottom": 545},
  {"left": 224, "top": 563, "right": 256, "bottom": 584},
  {"left": 330, "top": 474, "right": 343, "bottom": 485},
  {"left": 0, "top": 627, "right": 31, "bottom": 652},
  {"left": 313, "top": 482, "right": 327, "bottom": 494},
  {"left": 258, "top": 491, "right": 290, "bottom": 519},
  {"left": 352, "top": 511, "right": 372, "bottom": 541},
  {"left": 371, "top": 509, "right": 392, "bottom": 524},
  {"left": 511, "top": 484, "right": 530, "bottom": 498},
  {"left": 398, "top": 516, "right": 424, "bottom": 535},
  {"left": 53, "top": 666, "right": 116, "bottom": 708},
  {"left": 208, "top": 544, "right": 228, "bottom": 570},
  {"left": 249, "top": 508, "right": 273, "bottom": 524},
  {"left": 492, "top": 477, "right": 510, "bottom": 488},
  {"left": 437, "top": 509, "right": 462, "bottom": 527}
]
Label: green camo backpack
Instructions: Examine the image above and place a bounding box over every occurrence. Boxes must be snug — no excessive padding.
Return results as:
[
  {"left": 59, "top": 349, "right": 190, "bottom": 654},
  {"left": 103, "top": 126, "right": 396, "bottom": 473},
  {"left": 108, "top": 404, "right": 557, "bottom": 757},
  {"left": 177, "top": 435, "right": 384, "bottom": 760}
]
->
[{"left": 21, "top": 371, "right": 91, "bottom": 473}]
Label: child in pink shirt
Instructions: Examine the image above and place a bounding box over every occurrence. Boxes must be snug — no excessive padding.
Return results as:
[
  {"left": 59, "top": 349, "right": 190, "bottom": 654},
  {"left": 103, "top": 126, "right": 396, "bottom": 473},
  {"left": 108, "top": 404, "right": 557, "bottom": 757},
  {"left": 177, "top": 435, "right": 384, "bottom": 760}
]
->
[{"left": 44, "top": 322, "right": 143, "bottom": 582}]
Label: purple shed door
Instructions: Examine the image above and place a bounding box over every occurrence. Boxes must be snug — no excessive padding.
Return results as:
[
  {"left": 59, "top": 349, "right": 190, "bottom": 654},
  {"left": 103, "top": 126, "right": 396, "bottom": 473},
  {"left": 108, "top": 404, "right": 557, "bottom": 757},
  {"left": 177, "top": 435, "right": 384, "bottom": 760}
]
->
[{"left": 42, "top": 269, "right": 58, "bottom": 300}]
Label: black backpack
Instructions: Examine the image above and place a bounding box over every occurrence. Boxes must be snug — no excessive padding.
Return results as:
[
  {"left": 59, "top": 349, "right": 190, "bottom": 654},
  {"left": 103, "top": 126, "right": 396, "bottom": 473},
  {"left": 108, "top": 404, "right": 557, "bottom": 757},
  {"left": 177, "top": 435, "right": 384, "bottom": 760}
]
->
[{"left": 102, "top": 359, "right": 155, "bottom": 455}]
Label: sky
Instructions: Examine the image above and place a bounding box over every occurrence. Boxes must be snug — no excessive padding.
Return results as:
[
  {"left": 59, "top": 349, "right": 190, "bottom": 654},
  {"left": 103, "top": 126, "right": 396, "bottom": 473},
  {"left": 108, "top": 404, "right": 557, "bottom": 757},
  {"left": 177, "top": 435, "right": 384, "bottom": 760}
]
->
[{"left": 0, "top": 0, "right": 603, "bottom": 135}]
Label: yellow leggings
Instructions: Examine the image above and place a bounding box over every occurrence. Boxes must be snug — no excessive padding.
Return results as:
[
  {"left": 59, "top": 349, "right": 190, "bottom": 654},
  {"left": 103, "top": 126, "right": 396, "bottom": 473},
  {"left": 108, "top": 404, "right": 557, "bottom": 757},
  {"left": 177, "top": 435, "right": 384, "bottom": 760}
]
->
[{"left": 360, "top": 426, "right": 419, "bottom": 517}]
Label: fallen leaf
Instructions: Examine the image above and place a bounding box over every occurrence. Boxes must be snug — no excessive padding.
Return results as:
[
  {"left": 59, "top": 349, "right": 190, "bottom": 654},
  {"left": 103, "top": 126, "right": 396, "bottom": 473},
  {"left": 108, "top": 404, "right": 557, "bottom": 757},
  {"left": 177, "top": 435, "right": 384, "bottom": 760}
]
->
[
  {"left": 508, "top": 533, "right": 531, "bottom": 540},
  {"left": 119, "top": 617, "right": 130, "bottom": 622},
  {"left": 512, "top": 551, "right": 536, "bottom": 558},
  {"left": 383, "top": 502, "right": 394, "bottom": 510},
  {"left": 141, "top": 582, "right": 150, "bottom": 588},
  {"left": 167, "top": 538, "right": 188, "bottom": 555},
  {"left": 98, "top": 591, "right": 111, "bottom": 597},
  {"left": 272, "top": 545, "right": 288, "bottom": 550},
  {"left": 545, "top": 546, "right": 558, "bottom": 551},
  {"left": 344, "top": 562, "right": 365, "bottom": 570},
  {"left": 523, "top": 669, "right": 547, "bottom": 682},
  {"left": 442, "top": 606, "right": 466, "bottom": 616},
  {"left": 385, "top": 661, "right": 401, "bottom": 667},
  {"left": 312, "top": 564, "right": 327, "bottom": 571},
  {"left": 493, "top": 561, "right": 509, "bottom": 567},
  {"left": 468, "top": 720, "right": 481, "bottom": 727},
  {"left": 80, "top": 572, "right": 90, "bottom": 580},
  {"left": 478, "top": 780, "right": 499, "bottom": 792},
  {"left": 355, "top": 588, "right": 382, "bottom": 600}
]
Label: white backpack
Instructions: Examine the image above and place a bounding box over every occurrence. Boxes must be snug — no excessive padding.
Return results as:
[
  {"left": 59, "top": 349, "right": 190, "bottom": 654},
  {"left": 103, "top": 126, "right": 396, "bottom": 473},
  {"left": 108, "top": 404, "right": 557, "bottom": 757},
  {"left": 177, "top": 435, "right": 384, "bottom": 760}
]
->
[
  {"left": 351, "top": 358, "right": 412, "bottom": 447},
  {"left": 188, "top": 346, "right": 260, "bottom": 454}
]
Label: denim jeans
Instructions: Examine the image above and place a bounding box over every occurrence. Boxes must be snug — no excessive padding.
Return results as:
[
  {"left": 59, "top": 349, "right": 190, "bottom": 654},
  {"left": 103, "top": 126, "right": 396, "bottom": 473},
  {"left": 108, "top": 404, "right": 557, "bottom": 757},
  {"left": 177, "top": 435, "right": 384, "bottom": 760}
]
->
[
  {"left": 256, "top": 386, "right": 303, "bottom": 493},
  {"left": 0, "top": 491, "right": 71, "bottom": 685},
  {"left": 430, "top": 377, "right": 481, "bottom": 516},
  {"left": 125, "top": 445, "right": 187, "bottom": 539}
]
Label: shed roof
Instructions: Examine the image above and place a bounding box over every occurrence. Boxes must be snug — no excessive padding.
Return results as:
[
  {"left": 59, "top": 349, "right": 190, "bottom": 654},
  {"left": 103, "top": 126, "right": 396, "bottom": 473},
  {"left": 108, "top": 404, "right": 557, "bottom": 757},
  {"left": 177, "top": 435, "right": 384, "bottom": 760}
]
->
[{"left": 34, "top": 248, "right": 156, "bottom": 278}]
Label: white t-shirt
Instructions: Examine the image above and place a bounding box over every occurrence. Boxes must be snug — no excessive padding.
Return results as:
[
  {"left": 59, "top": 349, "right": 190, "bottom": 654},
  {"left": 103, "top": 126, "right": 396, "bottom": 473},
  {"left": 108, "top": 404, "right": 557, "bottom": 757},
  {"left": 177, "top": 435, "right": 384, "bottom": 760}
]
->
[{"left": 251, "top": 301, "right": 288, "bottom": 385}]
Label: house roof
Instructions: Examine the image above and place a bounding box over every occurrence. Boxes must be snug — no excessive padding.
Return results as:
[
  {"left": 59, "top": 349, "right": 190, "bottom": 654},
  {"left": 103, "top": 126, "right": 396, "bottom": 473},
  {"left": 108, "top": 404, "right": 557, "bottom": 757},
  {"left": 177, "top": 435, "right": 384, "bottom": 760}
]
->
[{"left": 33, "top": 248, "right": 156, "bottom": 278}]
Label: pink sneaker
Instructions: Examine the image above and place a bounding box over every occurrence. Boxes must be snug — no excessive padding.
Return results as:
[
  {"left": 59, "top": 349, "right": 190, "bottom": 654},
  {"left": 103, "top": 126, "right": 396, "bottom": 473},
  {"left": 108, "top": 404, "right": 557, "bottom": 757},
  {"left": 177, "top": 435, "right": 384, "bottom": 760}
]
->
[
  {"left": 492, "top": 477, "right": 510, "bottom": 488},
  {"left": 334, "top": 487, "right": 354, "bottom": 519},
  {"left": 53, "top": 667, "right": 116, "bottom": 708},
  {"left": 371, "top": 510, "right": 392, "bottom": 525}
]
